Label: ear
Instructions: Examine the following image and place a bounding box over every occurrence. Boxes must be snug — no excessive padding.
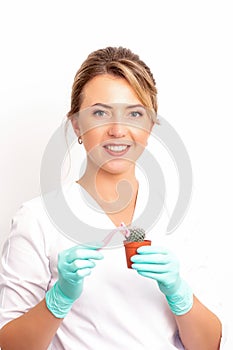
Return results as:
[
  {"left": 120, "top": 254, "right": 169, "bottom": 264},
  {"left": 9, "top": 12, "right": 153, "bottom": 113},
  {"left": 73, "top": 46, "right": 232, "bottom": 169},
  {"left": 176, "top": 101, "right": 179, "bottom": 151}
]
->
[
  {"left": 71, "top": 116, "right": 81, "bottom": 137},
  {"left": 148, "top": 120, "right": 155, "bottom": 134}
]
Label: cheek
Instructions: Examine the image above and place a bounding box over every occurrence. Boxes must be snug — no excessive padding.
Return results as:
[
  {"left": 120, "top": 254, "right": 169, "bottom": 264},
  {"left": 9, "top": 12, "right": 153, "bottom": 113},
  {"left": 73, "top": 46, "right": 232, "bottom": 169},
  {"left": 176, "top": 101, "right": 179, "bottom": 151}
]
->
[
  {"left": 134, "top": 130, "right": 151, "bottom": 146},
  {"left": 82, "top": 129, "right": 102, "bottom": 151}
]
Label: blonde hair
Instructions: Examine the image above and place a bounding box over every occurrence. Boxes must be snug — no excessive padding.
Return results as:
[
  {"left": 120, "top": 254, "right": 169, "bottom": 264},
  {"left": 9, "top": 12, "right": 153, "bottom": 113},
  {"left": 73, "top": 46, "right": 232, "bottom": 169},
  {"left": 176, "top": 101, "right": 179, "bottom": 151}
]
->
[{"left": 67, "top": 47, "right": 158, "bottom": 123}]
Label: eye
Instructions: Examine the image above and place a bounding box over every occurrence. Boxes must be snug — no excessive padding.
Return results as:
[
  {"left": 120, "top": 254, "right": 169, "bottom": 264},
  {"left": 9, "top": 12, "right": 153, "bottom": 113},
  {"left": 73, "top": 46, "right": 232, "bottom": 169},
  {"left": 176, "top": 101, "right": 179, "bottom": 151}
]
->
[
  {"left": 129, "top": 110, "right": 143, "bottom": 118},
  {"left": 93, "top": 109, "right": 105, "bottom": 117},
  {"left": 93, "top": 109, "right": 107, "bottom": 117}
]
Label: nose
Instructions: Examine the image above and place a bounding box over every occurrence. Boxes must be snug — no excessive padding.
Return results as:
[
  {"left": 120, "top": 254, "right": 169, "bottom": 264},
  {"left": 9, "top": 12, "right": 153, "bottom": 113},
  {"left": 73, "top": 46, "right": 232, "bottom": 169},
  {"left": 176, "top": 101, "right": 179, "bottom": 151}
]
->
[{"left": 107, "top": 122, "right": 127, "bottom": 138}]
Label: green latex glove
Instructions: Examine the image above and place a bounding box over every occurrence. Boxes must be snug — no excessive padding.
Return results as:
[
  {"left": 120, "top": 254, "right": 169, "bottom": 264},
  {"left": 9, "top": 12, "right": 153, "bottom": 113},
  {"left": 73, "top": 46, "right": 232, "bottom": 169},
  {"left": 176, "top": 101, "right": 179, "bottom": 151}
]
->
[
  {"left": 131, "top": 246, "right": 193, "bottom": 315},
  {"left": 46, "top": 245, "right": 103, "bottom": 318}
]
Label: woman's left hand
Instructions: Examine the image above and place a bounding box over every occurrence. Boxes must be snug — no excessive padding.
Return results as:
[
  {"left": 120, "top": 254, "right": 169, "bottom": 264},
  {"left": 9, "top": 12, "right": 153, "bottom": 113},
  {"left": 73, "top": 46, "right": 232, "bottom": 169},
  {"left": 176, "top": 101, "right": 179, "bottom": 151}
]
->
[
  {"left": 131, "top": 245, "right": 182, "bottom": 297},
  {"left": 131, "top": 245, "right": 193, "bottom": 315}
]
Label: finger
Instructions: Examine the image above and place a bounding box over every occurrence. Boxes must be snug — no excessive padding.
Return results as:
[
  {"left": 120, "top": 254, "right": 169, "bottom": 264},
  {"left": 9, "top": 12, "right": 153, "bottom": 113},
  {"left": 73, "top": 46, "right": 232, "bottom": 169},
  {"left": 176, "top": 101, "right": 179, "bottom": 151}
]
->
[
  {"left": 131, "top": 263, "right": 170, "bottom": 273},
  {"left": 61, "top": 266, "right": 93, "bottom": 282},
  {"left": 137, "top": 270, "right": 166, "bottom": 282},
  {"left": 66, "top": 248, "right": 104, "bottom": 263},
  {"left": 131, "top": 253, "right": 171, "bottom": 264},
  {"left": 76, "top": 268, "right": 92, "bottom": 278},
  {"left": 69, "top": 259, "right": 96, "bottom": 272},
  {"left": 58, "top": 270, "right": 81, "bottom": 284},
  {"left": 136, "top": 246, "right": 171, "bottom": 255},
  {"left": 61, "top": 268, "right": 92, "bottom": 284}
]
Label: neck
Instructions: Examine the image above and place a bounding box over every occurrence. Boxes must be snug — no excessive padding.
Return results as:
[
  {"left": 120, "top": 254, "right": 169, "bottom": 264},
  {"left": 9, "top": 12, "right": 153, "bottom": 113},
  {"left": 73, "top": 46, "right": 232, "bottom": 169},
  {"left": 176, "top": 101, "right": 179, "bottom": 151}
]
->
[{"left": 77, "top": 161, "right": 138, "bottom": 215}]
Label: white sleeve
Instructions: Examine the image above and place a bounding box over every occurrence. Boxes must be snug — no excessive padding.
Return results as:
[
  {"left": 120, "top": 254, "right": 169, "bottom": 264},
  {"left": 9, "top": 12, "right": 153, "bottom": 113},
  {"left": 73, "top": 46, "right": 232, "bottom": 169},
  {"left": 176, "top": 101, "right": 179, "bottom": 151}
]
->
[
  {"left": 0, "top": 205, "right": 51, "bottom": 328},
  {"left": 179, "top": 239, "right": 230, "bottom": 349}
]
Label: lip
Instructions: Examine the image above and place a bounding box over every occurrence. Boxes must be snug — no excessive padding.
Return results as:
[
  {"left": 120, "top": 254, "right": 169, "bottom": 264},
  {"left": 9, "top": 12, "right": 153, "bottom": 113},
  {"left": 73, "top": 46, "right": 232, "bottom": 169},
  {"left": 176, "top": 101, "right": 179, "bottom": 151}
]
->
[{"left": 103, "top": 143, "right": 131, "bottom": 157}]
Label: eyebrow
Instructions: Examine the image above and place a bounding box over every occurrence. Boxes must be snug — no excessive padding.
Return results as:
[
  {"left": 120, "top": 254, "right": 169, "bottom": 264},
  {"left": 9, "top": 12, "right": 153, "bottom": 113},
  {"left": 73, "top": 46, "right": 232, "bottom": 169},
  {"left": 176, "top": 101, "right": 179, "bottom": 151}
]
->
[
  {"left": 91, "top": 103, "right": 113, "bottom": 109},
  {"left": 91, "top": 103, "right": 146, "bottom": 109},
  {"left": 126, "top": 104, "right": 146, "bottom": 110}
]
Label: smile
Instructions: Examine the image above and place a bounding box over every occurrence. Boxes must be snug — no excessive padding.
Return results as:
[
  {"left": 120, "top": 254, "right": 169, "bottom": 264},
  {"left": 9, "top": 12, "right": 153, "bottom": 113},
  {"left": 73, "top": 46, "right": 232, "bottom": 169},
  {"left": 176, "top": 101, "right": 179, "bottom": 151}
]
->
[
  {"left": 103, "top": 144, "right": 130, "bottom": 156},
  {"left": 105, "top": 145, "right": 128, "bottom": 152}
]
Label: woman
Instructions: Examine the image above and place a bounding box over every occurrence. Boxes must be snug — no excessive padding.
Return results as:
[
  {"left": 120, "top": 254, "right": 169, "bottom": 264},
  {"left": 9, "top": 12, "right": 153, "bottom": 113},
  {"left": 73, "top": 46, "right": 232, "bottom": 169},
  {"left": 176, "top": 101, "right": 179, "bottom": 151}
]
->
[{"left": 0, "top": 47, "right": 223, "bottom": 349}]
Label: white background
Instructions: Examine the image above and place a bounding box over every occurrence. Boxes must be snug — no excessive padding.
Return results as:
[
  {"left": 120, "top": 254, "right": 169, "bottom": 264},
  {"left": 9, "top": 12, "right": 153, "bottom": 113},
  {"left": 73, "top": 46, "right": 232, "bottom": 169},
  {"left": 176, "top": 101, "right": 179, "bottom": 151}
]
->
[{"left": 0, "top": 0, "right": 232, "bottom": 344}]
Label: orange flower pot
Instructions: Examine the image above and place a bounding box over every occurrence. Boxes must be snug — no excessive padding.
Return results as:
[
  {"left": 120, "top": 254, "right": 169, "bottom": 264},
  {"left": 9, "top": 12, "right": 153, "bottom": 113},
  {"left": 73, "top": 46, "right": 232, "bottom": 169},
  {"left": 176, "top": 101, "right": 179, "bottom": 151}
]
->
[{"left": 124, "top": 240, "right": 151, "bottom": 268}]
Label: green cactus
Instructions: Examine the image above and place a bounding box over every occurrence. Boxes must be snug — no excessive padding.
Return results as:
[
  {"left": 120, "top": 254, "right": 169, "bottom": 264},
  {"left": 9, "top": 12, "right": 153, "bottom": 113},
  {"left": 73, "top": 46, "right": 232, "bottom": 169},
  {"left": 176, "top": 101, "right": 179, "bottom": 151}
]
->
[{"left": 125, "top": 227, "right": 146, "bottom": 242}]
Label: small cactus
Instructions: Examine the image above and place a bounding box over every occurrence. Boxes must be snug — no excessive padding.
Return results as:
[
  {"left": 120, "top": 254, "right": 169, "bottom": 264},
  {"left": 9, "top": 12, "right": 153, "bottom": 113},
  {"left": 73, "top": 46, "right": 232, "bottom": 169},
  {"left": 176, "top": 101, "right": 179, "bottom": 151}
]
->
[{"left": 125, "top": 227, "right": 146, "bottom": 242}]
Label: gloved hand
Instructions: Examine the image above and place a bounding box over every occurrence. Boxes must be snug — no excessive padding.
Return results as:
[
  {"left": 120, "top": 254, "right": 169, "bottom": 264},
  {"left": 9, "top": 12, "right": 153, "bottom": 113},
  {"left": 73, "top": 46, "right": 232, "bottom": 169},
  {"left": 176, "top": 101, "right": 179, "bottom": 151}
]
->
[
  {"left": 131, "top": 246, "right": 193, "bottom": 315},
  {"left": 46, "top": 244, "right": 103, "bottom": 318}
]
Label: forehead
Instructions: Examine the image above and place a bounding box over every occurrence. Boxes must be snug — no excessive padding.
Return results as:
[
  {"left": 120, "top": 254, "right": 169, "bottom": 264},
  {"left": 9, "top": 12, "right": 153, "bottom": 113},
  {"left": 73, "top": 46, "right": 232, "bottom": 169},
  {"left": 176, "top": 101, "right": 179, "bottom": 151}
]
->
[{"left": 80, "top": 74, "right": 141, "bottom": 109}]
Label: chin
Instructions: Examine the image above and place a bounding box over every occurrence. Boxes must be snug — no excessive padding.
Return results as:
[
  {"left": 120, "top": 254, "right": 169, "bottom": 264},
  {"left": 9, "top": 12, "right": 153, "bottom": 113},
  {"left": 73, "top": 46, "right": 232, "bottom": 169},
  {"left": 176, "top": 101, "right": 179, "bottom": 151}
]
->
[{"left": 102, "top": 159, "right": 134, "bottom": 175}]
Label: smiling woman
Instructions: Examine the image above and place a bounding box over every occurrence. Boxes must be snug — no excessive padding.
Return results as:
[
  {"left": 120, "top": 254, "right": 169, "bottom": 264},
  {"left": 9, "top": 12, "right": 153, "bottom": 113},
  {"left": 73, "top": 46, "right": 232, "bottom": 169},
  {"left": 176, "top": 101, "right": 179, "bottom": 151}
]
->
[
  {"left": 71, "top": 76, "right": 154, "bottom": 192},
  {"left": 0, "top": 46, "right": 225, "bottom": 350}
]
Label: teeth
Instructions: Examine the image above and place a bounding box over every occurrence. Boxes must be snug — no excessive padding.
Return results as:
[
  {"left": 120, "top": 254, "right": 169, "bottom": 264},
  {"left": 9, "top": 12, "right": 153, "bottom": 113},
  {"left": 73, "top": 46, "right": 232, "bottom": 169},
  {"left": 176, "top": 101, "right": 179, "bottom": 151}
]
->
[{"left": 105, "top": 145, "right": 128, "bottom": 152}]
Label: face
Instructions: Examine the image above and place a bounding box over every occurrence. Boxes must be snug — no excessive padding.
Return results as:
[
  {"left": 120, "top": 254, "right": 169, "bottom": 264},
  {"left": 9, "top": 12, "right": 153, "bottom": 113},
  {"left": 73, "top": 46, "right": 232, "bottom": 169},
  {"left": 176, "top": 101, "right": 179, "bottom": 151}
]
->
[{"left": 72, "top": 74, "right": 154, "bottom": 175}]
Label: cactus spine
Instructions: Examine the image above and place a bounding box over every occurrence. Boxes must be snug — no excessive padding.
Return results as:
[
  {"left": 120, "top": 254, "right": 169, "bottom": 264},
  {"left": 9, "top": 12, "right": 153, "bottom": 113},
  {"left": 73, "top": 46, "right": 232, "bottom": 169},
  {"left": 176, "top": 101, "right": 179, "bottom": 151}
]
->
[{"left": 125, "top": 227, "right": 146, "bottom": 242}]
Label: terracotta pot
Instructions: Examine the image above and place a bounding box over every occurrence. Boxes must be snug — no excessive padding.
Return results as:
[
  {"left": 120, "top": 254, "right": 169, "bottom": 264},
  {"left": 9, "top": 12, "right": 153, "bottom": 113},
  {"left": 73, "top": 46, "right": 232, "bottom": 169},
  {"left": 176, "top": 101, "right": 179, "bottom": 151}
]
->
[{"left": 124, "top": 240, "right": 151, "bottom": 268}]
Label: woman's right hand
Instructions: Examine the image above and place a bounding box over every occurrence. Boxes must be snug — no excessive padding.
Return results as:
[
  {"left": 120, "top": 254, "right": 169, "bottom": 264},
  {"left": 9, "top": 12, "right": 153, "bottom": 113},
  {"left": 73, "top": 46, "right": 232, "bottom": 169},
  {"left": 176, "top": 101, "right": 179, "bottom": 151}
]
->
[
  {"left": 45, "top": 245, "right": 103, "bottom": 318},
  {"left": 57, "top": 245, "right": 104, "bottom": 300}
]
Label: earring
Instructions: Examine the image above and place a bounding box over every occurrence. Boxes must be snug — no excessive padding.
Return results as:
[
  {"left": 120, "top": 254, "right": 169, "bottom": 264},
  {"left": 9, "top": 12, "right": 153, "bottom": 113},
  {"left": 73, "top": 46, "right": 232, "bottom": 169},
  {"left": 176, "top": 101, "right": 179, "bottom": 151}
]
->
[{"left": 78, "top": 136, "right": 83, "bottom": 144}]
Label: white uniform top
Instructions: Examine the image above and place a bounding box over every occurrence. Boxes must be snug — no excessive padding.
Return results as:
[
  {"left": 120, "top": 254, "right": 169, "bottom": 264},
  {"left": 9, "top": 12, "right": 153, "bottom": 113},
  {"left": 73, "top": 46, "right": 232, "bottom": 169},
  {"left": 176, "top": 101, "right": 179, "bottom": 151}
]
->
[{"left": 0, "top": 179, "right": 228, "bottom": 349}]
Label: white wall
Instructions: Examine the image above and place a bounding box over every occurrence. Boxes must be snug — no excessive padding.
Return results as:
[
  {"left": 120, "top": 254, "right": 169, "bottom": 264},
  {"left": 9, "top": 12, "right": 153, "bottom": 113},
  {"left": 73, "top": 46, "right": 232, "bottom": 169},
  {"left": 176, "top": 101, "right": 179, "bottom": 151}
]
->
[{"left": 1, "top": 0, "right": 233, "bottom": 342}]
